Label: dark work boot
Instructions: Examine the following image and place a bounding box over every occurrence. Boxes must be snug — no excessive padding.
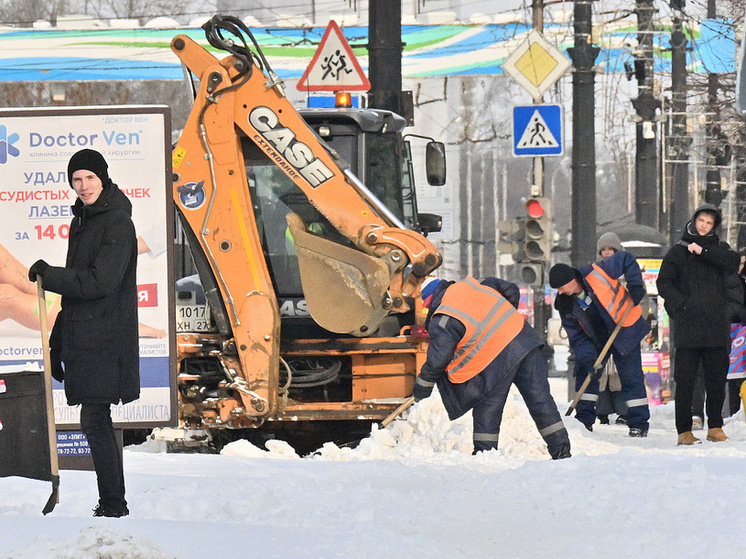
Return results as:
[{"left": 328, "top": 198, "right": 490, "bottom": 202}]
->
[
  {"left": 550, "top": 443, "right": 572, "bottom": 460},
  {"left": 93, "top": 501, "right": 129, "bottom": 518}
]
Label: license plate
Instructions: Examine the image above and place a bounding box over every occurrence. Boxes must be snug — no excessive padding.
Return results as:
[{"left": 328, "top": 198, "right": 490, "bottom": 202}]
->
[{"left": 176, "top": 304, "right": 212, "bottom": 332}]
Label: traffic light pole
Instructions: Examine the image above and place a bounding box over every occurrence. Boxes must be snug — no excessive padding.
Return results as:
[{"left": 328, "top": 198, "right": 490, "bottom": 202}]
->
[{"left": 531, "top": 0, "right": 548, "bottom": 344}]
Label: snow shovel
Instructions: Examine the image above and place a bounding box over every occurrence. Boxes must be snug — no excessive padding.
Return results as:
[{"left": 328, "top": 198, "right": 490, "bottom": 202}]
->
[
  {"left": 380, "top": 396, "right": 416, "bottom": 428},
  {"left": 37, "top": 279, "right": 60, "bottom": 514},
  {"left": 337, "top": 396, "right": 416, "bottom": 449},
  {"left": 565, "top": 303, "right": 634, "bottom": 417}
]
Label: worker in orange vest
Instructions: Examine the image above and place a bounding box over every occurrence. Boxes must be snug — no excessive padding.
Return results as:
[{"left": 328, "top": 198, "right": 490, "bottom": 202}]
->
[
  {"left": 412, "top": 276, "right": 571, "bottom": 458},
  {"left": 549, "top": 252, "right": 650, "bottom": 437}
]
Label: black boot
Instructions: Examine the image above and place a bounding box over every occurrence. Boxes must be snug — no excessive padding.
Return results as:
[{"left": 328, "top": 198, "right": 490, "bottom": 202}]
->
[
  {"left": 93, "top": 501, "right": 129, "bottom": 518},
  {"left": 550, "top": 443, "right": 572, "bottom": 460},
  {"left": 628, "top": 427, "right": 648, "bottom": 438}
]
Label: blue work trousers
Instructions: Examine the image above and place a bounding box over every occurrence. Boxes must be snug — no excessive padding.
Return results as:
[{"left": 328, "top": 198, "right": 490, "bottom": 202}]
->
[
  {"left": 472, "top": 347, "right": 569, "bottom": 455},
  {"left": 574, "top": 347, "right": 650, "bottom": 431}
]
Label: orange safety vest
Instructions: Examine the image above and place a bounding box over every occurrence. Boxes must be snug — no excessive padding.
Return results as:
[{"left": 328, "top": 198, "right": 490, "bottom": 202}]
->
[
  {"left": 585, "top": 263, "right": 641, "bottom": 327},
  {"left": 434, "top": 277, "right": 524, "bottom": 384}
]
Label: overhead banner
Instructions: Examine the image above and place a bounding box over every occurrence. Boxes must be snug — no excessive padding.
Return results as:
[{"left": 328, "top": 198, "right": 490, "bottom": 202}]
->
[{"left": 0, "top": 106, "right": 176, "bottom": 429}]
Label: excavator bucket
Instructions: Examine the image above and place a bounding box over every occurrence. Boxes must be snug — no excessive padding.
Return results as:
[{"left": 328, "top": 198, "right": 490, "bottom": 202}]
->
[{"left": 286, "top": 213, "right": 391, "bottom": 336}]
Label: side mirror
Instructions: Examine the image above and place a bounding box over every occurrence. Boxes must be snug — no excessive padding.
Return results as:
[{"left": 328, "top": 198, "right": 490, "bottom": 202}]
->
[
  {"left": 417, "top": 212, "right": 442, "bottom": 236},
  {"left": 425, "top": 141, "right": 446, "bottom": 186}
]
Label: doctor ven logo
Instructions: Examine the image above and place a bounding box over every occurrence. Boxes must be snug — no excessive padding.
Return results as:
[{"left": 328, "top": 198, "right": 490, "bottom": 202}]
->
[{"left": 0, "top": 125, "right": 20, "bottom": 164}]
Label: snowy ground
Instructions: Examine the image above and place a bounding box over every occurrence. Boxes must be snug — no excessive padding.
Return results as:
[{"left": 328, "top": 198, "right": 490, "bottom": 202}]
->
[{"left": 3, "top": 378, "right": 746, "bottom": 559}]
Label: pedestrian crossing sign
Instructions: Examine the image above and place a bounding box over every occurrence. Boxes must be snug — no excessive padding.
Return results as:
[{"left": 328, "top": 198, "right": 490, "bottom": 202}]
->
[{"left": 512, "top": 104, "right": 562, "bottom": 157}]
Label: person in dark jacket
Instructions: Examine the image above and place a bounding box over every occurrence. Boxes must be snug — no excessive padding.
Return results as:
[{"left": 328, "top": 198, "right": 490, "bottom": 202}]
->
[
  {"left": 549, "top": 251, "right": 651, "bottom": 437},
  {"left": 594, "top": 232, "right": 628, "bottom": 426},
  {"left": 411, "top": 276, "right": 571, "bottom": 459},
  {"left": 28, "top": 149, "right": 139, "bottom": 517},
  {"left": 656, "top": 204, "right": 739, "bottom": 445},
  {"left": 724, "top": 250, "right": 746, "bottom": 416}
]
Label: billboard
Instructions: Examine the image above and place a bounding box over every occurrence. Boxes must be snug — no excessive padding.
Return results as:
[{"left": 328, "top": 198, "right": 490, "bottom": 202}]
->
[{"left": 0, "top": 106, "right": 175, "bottom": 428}]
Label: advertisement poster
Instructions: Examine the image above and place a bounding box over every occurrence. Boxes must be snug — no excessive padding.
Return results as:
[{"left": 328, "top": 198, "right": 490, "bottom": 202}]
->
[
  {"left": 637, "top": 258, "right": 662, "bottom": 296},
  {"left": 518, "top": 286, "right": 534, "bottom": 326},
  {"left": 642, "top": 351, "right": 671, "bottom": 405},
  {"left": 0, "top": 106, "right": 175, "bottom": 428}
]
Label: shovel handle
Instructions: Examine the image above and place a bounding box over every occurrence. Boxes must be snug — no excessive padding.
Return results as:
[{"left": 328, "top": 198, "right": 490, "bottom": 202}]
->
[
  {"left": 565, "top": 372, "right": 593, "bottom": 416},
  {"left": 37, "top": 279, "right": 60, "bottom": 491},
  {"left": 381, "top": 396, "right": 416, "bottom": 427},
  {"left": 565, "top": 303, "right": 635, "bottom": 417}
]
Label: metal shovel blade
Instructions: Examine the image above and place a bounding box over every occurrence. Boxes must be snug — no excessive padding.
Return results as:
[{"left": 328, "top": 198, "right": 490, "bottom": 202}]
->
[{"left": 286, "top": 213, "right": 391, "bottom": 336}]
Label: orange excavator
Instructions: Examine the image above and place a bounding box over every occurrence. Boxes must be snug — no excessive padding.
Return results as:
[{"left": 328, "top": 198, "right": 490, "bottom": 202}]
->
[{"left": 169, "top": 15, "right": 444, "bottom": 441}]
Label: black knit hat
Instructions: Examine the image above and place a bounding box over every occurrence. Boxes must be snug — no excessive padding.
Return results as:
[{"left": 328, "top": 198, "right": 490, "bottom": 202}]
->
[
  {"left": 67, "top": 149, "right": 110, "bottom": 187},
  {"left": 549, "top": 263, "right": 578, "bottom": 289}
]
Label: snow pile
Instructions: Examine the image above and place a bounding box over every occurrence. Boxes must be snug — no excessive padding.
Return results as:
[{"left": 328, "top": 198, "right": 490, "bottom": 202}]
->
[
  {"left": 221, "top": 438, "right": 301, "bottom": 459},
  {"left": 5, "top": 526, "right": 175, "bottom": 559},
  {"left": 308, "top": 387, "right": 548, "bottom": 462}
]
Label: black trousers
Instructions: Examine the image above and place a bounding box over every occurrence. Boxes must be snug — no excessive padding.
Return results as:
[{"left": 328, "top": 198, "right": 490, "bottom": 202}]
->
[
  {"left": 80, "top": 403, "right": 126, "bottom": 509},
  {"left": 674, "top": 347, "right": 729, "bottom": 434}
]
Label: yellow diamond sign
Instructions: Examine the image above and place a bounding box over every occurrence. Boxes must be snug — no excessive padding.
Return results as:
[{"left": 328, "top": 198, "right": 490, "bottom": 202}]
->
[{"left": 503, "top": 30, "right": 572, "bottom": 100}]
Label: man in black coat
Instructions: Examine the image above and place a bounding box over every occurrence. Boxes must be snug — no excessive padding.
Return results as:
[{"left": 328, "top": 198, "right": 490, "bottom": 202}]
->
[
  {"left": 29, "top": 149, "right": 139, "bottom": 517},
  {"left": 657, "top": 203, "right": 739, "bottom": 446}
]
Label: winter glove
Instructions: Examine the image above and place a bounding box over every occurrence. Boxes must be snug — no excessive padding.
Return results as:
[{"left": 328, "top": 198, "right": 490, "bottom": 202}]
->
[
  {"left": 554, "top": 294, "right": 574, "bottom": 315},
  {"left": 28, "top": 259, "right": 49, "bottom": 282},
  {"left": 411, "top": 376, "right": 434, "bottom": 402},
  {"left": 628, "top": 284, "right": 646, "bottom": 306}
]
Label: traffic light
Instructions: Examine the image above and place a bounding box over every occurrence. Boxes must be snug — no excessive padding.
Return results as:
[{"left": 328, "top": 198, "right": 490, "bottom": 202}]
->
[
  {"left": 523, "top": 197, "right": 552, "bottom": 262},
  {"left": 498, "top": 218, "right": 526, "bottom": 262},
  {"left": 515, "top": 262, "right": 544, "bottom": 288}
]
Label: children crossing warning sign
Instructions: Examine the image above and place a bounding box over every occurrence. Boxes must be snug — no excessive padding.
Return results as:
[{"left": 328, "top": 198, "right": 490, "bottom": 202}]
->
[
  {"left": 512, "top": 104, "right": 563, "bottom": 157},
  {"left": 297, "top": 20, "right": 371, "bottom": 92}
]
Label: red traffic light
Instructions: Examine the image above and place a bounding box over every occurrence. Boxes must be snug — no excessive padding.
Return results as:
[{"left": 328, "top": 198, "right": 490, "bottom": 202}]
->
[{"left": 525, "top": 198, "right": 546, "bottom": 219}]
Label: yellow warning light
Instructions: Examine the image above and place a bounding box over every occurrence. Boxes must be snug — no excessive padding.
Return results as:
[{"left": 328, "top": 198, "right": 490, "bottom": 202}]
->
[{"left": 335, "top": 91, "right": 352, "bottom": 108}]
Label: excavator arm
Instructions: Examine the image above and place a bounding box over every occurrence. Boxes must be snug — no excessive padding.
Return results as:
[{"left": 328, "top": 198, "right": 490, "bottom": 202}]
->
[{"left": 170, "top": 16, "right": 441, "bottom": 419}]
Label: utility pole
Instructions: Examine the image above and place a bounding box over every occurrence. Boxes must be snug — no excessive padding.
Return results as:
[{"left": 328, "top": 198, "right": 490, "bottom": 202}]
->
[
  {"left": 367, "top": 0, "right": 403, "bottom": 116},
  {"left": 703, "top": 0, "right": 729, "bottom": 209},
  {"left": 668, "top": 0, "right": 690, "bottom": 242},
  {"left": 632, "top": 0, "right": 660, "bottom": 227},
  {"left": 568, "top": 0, "right": 600, "bottom": 266},
  {"left": 705, "top": 74, "right": 727, "bottom": 207}
]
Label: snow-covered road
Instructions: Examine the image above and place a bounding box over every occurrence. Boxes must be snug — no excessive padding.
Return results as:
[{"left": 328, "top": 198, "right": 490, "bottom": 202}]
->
[{"left": 2, "top": 379, "right": 746, "bottom": 559}]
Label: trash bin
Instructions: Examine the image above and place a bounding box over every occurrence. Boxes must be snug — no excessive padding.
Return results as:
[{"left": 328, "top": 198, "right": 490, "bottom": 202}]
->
[{"left": 0, "top": 370, "right": 53, "bottom": 482}]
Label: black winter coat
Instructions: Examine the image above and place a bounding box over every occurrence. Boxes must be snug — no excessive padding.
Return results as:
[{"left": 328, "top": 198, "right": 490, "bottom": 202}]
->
[
  {"left": 656, "top": 215, "right": 740, "bottom": 348},
  {"left": 45, "top": 183, "right": 140, "bottom": 405},
  {"left": 725, "top": 272, "right": 746, "bottom": 323}
]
